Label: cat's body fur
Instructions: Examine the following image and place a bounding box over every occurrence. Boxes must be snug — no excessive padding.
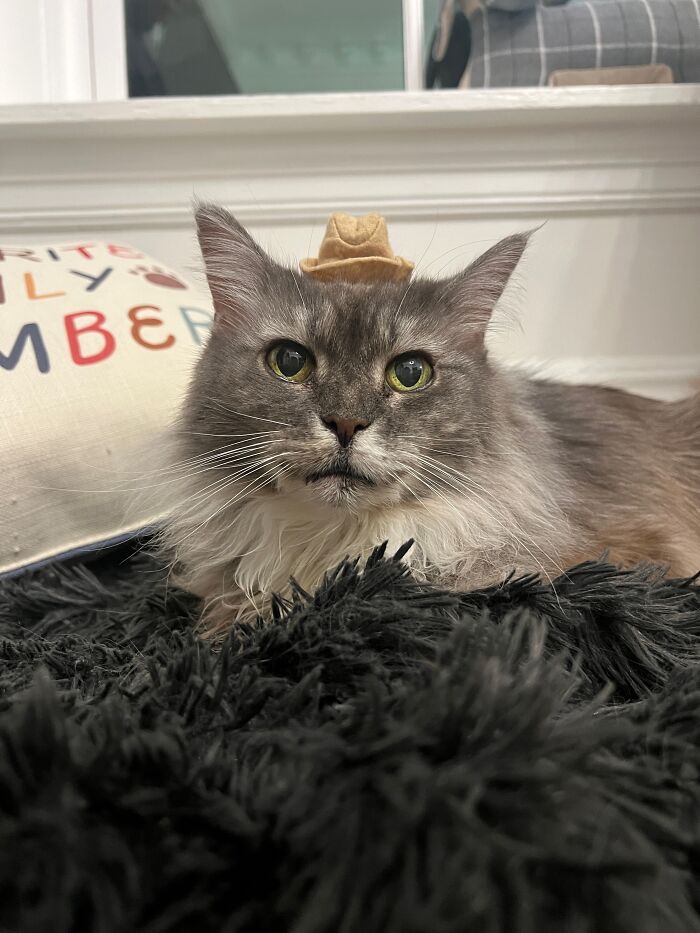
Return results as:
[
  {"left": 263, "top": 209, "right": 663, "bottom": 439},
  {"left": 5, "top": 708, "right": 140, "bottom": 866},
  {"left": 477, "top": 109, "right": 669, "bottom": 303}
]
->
[{"left": 163, "top": 205, "right": 700, "bottom": 636}]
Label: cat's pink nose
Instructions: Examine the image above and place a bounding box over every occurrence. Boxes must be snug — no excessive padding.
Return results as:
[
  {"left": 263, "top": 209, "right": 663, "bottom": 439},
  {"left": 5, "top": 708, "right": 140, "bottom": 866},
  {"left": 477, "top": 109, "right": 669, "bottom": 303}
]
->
[{"left": 321, "top": 416, "right": 370, "bottom": 448}]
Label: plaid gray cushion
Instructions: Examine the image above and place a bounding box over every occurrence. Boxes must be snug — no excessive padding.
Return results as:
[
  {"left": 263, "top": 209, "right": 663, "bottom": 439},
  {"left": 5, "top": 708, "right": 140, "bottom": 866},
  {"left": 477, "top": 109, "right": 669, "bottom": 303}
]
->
[{"left": 468, "top": 0, "right": 700, "bottom": 86}]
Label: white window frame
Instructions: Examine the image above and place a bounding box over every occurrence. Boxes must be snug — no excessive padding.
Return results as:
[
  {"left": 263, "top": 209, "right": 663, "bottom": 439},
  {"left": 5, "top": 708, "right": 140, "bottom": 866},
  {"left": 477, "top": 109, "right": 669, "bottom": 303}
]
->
[
  {"left": 3, "top": 0, "right": 696, "bottom": 110},
  {"left": 0, "top": 0, "right": 95, "bottom": 103},
  {"left": 402, "top": 0, "right": 426, "bottom": 92},
  {"left": 0, "top": 0, "right": 426, "bottom": 104},
  {"left": 90, "top": 0, "right": 128, "bottom": 100}
]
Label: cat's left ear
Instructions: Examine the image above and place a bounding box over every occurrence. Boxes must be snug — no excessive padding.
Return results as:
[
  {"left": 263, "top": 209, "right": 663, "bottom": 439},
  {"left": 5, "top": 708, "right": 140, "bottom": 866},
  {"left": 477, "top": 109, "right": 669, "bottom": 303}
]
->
[
  {"left": 195, "top": 200, "right": 272, "bottom": 321},
  {"left": 440, "top": 231, "right": 532, "bottom": 347}
]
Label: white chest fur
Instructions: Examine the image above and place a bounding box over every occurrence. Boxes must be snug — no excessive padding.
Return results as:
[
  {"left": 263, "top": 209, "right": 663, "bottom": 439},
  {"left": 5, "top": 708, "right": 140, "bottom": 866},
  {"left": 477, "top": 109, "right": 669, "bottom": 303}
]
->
[{"left": 169, "top": 456, "right": 571, "bottom": 625}]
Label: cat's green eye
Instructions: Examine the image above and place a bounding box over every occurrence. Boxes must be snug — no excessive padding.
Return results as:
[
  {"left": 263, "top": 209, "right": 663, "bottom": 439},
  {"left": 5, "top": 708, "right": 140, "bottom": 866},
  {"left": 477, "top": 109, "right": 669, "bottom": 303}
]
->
[
  {"left": 386, "top": 353, "right": 433, "bottom": 392},
  {"left": 266, "top": 341, "right": 314, "bottom": 383}
]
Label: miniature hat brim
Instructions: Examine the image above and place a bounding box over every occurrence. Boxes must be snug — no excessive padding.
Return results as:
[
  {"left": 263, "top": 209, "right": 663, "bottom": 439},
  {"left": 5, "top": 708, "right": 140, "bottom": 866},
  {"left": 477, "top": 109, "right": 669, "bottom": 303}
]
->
[{"left": 299, "top": 254, "right": 414, "bottom": 284}]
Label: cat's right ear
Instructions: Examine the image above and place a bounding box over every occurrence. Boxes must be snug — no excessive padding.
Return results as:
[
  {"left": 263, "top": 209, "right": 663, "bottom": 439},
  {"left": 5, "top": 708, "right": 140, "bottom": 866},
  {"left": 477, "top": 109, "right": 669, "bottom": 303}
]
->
[
  {"left": 195, "top": 201, "right": 270, "bottom": 320},
  {"left": 439, "top": 231, "right": 532, "bottom": 349}
]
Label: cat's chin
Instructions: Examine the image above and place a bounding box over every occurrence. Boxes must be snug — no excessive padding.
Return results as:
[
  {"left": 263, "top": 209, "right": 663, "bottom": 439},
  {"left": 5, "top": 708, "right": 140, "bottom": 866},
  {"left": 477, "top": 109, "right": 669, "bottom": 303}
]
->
[
  {"left": 279, "top": 472, "right": 403, "bottom": 511},
  {"left": 310, "top": 474, "right": 372, "bottom": 506}
]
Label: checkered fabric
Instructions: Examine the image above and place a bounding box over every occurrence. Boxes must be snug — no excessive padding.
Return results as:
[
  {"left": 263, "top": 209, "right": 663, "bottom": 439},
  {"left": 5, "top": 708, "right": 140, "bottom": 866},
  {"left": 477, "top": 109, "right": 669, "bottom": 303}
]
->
[{"left": 467, "top": 0, "right": 700, "bottom": 86}]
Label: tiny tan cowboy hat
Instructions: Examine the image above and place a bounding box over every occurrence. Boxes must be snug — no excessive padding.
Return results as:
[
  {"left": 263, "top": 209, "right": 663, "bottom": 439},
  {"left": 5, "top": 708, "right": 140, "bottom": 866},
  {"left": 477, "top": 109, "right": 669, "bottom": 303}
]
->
[{"left": 300, "top": 212, "right": 414, "bottom": 284}]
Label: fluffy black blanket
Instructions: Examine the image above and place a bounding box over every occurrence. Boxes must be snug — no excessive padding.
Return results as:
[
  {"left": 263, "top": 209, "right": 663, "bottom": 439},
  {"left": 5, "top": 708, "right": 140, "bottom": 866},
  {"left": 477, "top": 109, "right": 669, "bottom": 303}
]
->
[{"left": 0, "top": 544, "right": 699, "bottom": 933}]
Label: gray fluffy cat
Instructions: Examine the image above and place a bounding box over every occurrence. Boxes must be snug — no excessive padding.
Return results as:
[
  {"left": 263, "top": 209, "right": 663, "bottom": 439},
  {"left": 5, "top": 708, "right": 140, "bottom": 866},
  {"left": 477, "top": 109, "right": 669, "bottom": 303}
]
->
[{"left": 164, "top": 203, "right": 700, "bottom": 637}]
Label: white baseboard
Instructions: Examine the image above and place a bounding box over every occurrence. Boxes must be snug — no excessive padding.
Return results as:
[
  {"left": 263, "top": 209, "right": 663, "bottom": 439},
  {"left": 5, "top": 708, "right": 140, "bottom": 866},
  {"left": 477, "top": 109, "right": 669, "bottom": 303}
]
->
[{"left": 502, "top": 355, "right": 700, "bottom": 400}]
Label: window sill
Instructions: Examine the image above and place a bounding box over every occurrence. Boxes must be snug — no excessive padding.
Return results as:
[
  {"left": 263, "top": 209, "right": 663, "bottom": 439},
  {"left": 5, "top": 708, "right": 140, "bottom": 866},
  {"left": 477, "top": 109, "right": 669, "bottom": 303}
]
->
[{"left": 0, "top": 86, "right": 698, "bottom": 139}]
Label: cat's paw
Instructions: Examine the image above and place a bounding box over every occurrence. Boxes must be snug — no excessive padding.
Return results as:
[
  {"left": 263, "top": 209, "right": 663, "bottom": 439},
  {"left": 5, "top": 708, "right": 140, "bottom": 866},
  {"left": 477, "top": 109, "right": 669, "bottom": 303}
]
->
[
  {"left": 129, "top": 265, "right": 187, "bottom": 289},
  {"left": 198, "top": 588, "right": 265, "bottom": 639}
]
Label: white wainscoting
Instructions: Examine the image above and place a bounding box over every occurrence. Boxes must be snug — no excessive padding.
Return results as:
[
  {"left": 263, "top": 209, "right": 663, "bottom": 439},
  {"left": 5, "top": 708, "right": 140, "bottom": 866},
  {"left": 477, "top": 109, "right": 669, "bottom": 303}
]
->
[{"left": 1, "top": 88, "right": 699, "bottom": 397}]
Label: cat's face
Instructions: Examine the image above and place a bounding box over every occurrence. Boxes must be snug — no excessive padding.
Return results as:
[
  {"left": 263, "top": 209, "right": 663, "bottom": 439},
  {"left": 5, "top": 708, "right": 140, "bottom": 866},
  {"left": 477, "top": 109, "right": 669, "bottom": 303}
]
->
[{"left": 181, "top": 205, "right": 528, "bottom": 511}]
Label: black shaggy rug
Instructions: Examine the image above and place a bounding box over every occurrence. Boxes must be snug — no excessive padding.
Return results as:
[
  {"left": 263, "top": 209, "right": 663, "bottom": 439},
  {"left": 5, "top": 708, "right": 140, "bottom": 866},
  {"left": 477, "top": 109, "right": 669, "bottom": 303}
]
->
[{"left": 1, "top": 544, "right": 699, "bottom": 933}]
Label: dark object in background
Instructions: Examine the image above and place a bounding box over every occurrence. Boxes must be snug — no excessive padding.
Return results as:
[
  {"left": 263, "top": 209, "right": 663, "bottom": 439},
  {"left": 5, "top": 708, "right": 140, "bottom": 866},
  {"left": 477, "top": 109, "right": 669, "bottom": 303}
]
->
[
  {"left": 426, "top": 1, "right": 471, "bottom": 88},
  {"left": 125, "top": 0, "right": 239, "bottom": 97},
  {"left": 467, "top": 0, "right": 700, "bottom": 87},
  {"left": 0, "top": 545, "right": 699, "bottom": 932},
  {"left": 125, "top": 0, "right": 166, "bottom": 97}
]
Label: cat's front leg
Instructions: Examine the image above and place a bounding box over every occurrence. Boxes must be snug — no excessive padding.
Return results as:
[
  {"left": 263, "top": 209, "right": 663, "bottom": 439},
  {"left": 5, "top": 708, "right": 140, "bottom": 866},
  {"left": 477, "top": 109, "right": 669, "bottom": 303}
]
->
[{"left": 195, "top": 585, "right": 267, "bottom": 638}]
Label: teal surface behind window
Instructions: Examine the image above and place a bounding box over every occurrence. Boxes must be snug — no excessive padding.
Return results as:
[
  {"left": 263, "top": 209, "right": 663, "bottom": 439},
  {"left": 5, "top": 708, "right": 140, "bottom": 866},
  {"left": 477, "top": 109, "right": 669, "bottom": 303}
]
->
[
  {"left": 423, "top": 0, "right": 443, "bottom": 56},
  {"left": 203, "top": 0, "right": 404, "bottom": 93},
  {"left": 125, "top": 0, "right": 405, "bottom": 97}
]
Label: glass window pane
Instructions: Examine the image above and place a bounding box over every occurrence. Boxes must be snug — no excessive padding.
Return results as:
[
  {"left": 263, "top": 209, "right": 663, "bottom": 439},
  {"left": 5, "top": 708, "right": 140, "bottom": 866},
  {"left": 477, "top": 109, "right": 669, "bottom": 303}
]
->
[
  {"left": 125, "top": 0, "right": 405, "bottom": 97},
  {"left": 424, "top": 0, "right": 470, "bottom": 90},
  {"left": 423, "top": 0, "right": 442, "bottom": 58}
]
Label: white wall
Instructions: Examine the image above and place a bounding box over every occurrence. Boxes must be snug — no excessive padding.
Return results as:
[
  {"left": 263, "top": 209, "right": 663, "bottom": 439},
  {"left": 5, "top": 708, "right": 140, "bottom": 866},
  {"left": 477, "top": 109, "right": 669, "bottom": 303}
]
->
[
  {"left": 0, "top": 0, "right": 127, "bottom": 104},
  {"left": 1, "top": 89, "right": 699, "bottom": 397},
  {"left": 0, "top": 0, "right": 92, "bottom": 103}
]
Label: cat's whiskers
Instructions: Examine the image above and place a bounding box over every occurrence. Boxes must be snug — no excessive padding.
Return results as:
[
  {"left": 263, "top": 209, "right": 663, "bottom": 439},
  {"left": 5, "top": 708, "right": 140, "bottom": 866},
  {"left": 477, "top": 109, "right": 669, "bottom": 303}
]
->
[
  {"left": 172, "top": 444, "right": 285, "bottom": 499},
  {"left": 176, "top": 433, "right": 279, "bottom": 461},
  {"left": 396, "top": 223, "right": 490, "bottom": 315},
  {"left": 30, "top": 457, "right": 273, "bottom": 499},
  {"left": 185, "top": 430, "right": 281, "bottom": 439},
  {"left": 196, "top": 451, "right": 288, "bottom": 497},
  {"left": 125, "top": 436, "right": 281, "bottom": 486},
  {"left": 207, "top": 405, "right": 292, "bottom": 427},
  {"left": 398, "top": 461, "right": 457, "bottom": 512},
  {"left": 394, "top": 221, "right": 441, "bottom": 318},
  {"left": 397, "top": 431, "right": 493, "bottom": 439},
  {"left": 413, "top": 454, "right": 551, "bottom": 572},
  {"left": 422, "top": 452, "right": 565, "bottom": 568},
  {"left": 395, "top": 236, "right": 502, "bottom": 323},
  {"left": 175, "top": 457, "right": 291, "bottom": 551},
  {"left": 175, "top": 449, "right": 284, "bottom": 507},
  {"left": 162, "top": 442, "right": 280, "bottom": 490},
  {"left": 178, "top": 452, "right": 289, "bottom": 519},
  {"left": 408, "top": 458, "right": 557, "bottom": 594},
  {"left": 191, "top": 439, "right": 276, "bottom": 461},
  {"left": 177, "top": 438, "right": 276, "bottom": 465},
  {"left": 395, "top": 457, "right": 525, "bottom": 583},
  {"left": 413, "top": 236, "right": 498, "bottom": 279},
  {"left": 386, "top": 468, "right": 423, "bottom": 506},
  {"left": 410, "top": 451, "right": 547, "bottom": 548},
  {"left": 401, "top": 444, "right": 478, "bottom": 462},
  {"left": 38, "top": 439, "right": 280, "bottom": 496},
  {"left": 188, "top": 424, "right": 280, "bottom": 434},
  {"left": 289, "top": 269, "right": 311, "bottom": 316},
  {"left": 112, "top": 436, "right": 279, "bottom": 482},
  {"left": 403, "top": 450, "right": 565, "bottom": 591}
]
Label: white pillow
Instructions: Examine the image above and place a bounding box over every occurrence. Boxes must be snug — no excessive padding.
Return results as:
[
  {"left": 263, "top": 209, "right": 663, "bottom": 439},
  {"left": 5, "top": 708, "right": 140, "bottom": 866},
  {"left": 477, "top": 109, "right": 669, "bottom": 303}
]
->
[{"left": 0, "top": 240, "right": 213, "bottom": 576}]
